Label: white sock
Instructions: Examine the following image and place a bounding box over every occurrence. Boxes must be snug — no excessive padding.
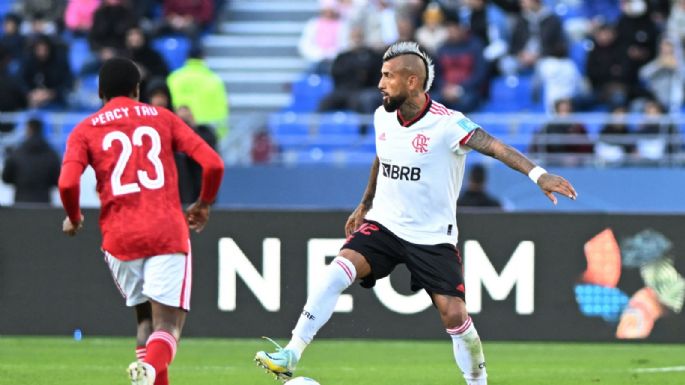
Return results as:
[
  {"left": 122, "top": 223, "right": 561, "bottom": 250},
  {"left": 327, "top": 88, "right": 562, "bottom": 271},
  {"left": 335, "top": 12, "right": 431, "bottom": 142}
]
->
[
  {"left": 285, "top": 256, "right": 356, "bottom": 359},
  {"left": 447, "top": 317, "right": 487, "bottom": 385}
]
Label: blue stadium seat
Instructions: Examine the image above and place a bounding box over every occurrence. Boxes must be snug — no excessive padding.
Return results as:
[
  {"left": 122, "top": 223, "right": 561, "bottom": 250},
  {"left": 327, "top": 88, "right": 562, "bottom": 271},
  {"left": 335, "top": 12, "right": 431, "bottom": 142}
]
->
[
  {"left": 318, "top": 111, "right": 360, "bottom": 135},
  {"left": 288, "top": 74, "right": 333, "bottom": 112},
  {"left": 0, "top": 1, "right": 13, "bottom": 19},
  {"left": 268, "top": 112, "right": 310, "bottom": 136},
  {"left": 152, "top": 36, "right": 191, "bottom": 71},
  {"left": 68, "top": 38, "right": 92, "bottom": 75},
  {"left": 570, "top": 40, "right": 590, "bottom": 73},
  {"left": 481, "top": 75, "right": 542, "bottom": 113}
]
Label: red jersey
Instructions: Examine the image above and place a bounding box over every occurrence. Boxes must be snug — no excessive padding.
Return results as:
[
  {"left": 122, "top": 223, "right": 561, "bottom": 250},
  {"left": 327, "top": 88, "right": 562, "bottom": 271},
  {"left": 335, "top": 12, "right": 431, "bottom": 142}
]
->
[{"left": 60, "top": 97, "right": 224, "bottom": 260}]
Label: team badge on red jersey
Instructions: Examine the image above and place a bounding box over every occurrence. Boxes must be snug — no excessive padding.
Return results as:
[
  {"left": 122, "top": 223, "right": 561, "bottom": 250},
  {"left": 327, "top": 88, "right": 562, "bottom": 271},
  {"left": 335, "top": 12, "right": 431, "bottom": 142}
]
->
[{"left": 412, "top": 133, "right": 430, "bottom": 153}]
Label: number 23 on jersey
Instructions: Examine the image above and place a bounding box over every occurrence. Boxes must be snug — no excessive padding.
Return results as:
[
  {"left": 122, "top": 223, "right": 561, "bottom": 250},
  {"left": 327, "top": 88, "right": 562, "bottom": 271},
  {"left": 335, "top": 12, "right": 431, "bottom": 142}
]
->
[{"left": 103, "top": 126, "right": 165, "bottom": 196}]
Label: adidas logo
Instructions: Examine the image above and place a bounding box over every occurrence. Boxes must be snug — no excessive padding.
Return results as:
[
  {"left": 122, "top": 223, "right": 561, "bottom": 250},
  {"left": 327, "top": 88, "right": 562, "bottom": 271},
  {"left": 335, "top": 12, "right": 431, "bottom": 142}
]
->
[{"left": 378, "top": 132, "right": 386, "bottom": 141}]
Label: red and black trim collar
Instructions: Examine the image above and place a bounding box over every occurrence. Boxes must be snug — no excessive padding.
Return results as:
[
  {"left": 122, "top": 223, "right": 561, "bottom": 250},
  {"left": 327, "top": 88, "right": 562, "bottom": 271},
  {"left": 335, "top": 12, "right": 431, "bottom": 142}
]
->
[{"left": 397, "top": 94, "right": 432, "bottom": 127}]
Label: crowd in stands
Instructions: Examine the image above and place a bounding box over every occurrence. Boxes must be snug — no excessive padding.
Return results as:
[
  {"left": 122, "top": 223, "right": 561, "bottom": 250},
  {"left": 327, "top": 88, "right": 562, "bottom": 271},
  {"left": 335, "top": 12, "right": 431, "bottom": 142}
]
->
[
  {"left": 0, "top": 0, "right": 225, "bottom": 204},
  {"left": 300, "top": 0, "right": 685, "bottom": 165}
]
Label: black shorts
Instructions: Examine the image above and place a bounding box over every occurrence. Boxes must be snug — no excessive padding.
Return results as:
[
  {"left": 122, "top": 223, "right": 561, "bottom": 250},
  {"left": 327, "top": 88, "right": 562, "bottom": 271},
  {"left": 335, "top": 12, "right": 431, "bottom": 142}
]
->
[{"left": 341, "top": 220, "right": 465, "bottom": 299}]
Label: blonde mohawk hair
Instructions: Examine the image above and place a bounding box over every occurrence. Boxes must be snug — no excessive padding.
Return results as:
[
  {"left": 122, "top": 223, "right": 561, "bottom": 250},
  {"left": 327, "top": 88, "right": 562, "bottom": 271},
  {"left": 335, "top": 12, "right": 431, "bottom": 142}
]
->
[{"left": 383, "top": 41, "right": 435, "bottom": 92}]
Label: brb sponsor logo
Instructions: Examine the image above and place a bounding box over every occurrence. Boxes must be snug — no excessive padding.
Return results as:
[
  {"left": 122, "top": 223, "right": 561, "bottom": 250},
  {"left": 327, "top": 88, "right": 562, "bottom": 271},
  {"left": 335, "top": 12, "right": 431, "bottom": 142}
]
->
[{"left": 381, "top": 162, "right": 421, "bottom": 181}]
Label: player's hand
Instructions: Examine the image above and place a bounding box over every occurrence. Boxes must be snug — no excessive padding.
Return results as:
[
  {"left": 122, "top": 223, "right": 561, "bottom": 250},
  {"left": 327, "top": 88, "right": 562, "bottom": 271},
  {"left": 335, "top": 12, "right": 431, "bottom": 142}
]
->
[
  {"left": 345, "top": 204, "right": 368, "bottom": 237},
  {"left": 62, "top": 215, "right": 84, "bottom": 236},
  {"left": 537, "top": 173, "right": 578, "bottom": 205},
  {"left": 186, "top": 200, "right": 210, "bottom": 233}
]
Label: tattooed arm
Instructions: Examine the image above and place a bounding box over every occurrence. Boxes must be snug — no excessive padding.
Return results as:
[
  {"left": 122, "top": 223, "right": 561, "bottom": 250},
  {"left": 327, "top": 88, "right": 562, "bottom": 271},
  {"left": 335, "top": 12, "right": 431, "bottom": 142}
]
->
[
  {"left": 464, "top": 128, "right": 578, "bottom": 204},
  {"left": 345, "top": 156, "right": 380, "bottom": 236}
]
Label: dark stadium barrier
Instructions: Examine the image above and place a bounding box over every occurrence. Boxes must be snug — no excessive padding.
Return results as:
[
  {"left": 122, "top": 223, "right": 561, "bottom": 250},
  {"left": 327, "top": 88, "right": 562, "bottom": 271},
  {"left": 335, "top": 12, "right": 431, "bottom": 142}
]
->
[{"left": 1, "top": 207, "right": 684, "bottom": 342}]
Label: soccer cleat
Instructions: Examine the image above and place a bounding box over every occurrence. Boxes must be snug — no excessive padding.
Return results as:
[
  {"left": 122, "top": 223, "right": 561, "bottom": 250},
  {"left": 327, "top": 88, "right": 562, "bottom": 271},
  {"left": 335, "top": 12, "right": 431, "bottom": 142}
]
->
[
  {"left": 128, "top": 361, "right": 156, "bottom": 385},
  {"left": 254, "top": 337, "right": 298, "bottom": 382}
]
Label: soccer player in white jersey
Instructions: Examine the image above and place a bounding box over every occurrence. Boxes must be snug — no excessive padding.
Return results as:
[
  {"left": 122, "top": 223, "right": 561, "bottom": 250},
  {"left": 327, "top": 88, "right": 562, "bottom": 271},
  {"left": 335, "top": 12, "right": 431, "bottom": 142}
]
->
[{"left": 255, "top": 41, "right": 577, "bottom": 385}]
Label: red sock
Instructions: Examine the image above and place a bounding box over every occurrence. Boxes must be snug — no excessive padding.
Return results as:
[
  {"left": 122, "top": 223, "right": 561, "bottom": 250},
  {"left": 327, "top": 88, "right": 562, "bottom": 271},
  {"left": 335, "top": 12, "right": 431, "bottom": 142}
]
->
[
  {"left": 136, "top": 346, "right": 146, "bottom": 361},
  {"left": 144, "top": 331, "right": 177, "bottom": 382},
  {"left": 154, "top": 370, "right": 169, "bottom": 385}
]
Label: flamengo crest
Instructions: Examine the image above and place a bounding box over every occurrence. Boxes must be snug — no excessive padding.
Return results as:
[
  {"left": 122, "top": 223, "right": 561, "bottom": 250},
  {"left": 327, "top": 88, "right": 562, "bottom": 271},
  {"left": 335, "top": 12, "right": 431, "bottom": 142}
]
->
[{"left": 412, "top": 133, "right": 430, "bottom": 153}]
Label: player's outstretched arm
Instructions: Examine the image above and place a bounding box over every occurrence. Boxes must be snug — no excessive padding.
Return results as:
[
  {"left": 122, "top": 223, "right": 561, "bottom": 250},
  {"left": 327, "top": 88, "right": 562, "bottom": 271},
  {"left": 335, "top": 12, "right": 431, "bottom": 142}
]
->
[
  {"left": 345, "top": 156, "right": 380, "bottom": 236},
  {"left": 464, "top": 128, "right": 577, "bottom": 204},
  {"left": 58, "top": 162, "right": 86, "bottom": 236}
]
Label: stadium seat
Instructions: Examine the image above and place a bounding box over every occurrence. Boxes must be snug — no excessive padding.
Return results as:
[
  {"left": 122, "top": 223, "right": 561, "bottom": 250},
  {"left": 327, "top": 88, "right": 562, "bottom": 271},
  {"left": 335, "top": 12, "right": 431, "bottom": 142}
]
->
[
  {"left": 570, "top": 40, "right": 590, "bottom": 73},
  {"left": 480, "top": 75, "right": 542, "bottom": 113},
  {"left": 268, "top": 111, "right": 310, "bottom": 137},
  {"left": 68, "top": 38, "right": 92, "bottom": 75},
  {"left": 152, "top": 36, "right": 191, "bottom": 71},
  {"left": 318, "top": 111, "right": 360, "bottom": 135},
  {"left": 0, "top": 1, "right": 13, "bottom": 19},
  {"left": 287, "top": 74, "right": 333, "bottom": 112}
]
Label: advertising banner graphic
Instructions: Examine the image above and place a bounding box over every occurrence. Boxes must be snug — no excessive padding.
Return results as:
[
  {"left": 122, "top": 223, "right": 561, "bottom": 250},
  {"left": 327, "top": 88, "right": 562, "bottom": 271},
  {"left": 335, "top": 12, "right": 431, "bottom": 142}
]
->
[{"left": 1, "top": 208, "right": 683, "bottom": 341}]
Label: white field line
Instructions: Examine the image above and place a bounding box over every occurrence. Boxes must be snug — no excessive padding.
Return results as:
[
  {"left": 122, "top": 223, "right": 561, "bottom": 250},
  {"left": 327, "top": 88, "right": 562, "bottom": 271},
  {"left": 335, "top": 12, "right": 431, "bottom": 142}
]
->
[{"left": 633, "top": 366, "right": 685, "bottom": 373}]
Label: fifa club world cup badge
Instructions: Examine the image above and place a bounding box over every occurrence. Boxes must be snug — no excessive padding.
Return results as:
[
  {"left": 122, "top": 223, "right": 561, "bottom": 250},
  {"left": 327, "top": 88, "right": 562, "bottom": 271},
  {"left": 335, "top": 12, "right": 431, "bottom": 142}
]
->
[{"left": 412, "top": 133, "right": 430, "bottom": 153}]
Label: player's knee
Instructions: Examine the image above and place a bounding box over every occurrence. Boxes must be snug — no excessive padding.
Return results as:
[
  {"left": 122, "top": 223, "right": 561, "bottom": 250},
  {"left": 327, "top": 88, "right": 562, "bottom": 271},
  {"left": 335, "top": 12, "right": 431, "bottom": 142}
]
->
[{"left": 439, "top": 305, "right": 469, "bottom": 329}]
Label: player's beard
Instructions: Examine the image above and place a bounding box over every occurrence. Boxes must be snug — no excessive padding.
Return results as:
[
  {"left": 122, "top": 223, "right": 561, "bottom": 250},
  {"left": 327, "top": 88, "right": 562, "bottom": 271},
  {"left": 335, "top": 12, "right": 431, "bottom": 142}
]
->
[{"left": 382, "top": 92, "right": 407, "bottom": 112}]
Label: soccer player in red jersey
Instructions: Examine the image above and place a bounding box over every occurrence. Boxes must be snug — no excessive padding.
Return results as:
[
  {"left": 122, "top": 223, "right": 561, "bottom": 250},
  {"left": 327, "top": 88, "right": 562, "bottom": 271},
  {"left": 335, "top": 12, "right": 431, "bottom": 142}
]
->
[{"left": 58, "top": 58, "right": 224, "bottom": 385}]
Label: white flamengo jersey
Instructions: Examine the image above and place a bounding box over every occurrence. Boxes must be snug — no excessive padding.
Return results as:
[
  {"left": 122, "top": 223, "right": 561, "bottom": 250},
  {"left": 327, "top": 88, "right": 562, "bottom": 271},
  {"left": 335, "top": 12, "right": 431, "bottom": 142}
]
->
[{"left": 365, "top": 96, "right": 480, "bottom": 245}]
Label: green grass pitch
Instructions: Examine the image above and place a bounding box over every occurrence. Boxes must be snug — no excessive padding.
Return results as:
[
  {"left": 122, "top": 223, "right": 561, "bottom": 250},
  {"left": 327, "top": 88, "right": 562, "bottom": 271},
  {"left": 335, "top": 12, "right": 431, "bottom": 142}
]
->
[{"left": 0, "top": 337, "right": 683, "bottom": 385}]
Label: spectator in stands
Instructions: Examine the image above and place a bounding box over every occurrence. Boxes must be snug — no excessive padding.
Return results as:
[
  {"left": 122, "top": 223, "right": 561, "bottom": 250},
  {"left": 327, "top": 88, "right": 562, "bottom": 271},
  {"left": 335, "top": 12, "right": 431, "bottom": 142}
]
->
[
  {"left": 88, "top": 0, "right": 138, "bottom": 51},
  {"left": 615, "top": 0, "right": 658, "bottom": 96},
  {"left": 1, "top": 118, "right": 60, "bottom": 204},
  {"left": 647, "top": 0, "right": 671, "bottom": 30},
  {"left": 415, "top": 2, "right": 447, "bottom": 55},
  {"left": 130, "top": 0, "right": 161, "bottom": 30},
  {"left": 457, "top": 163, "right": 501, "bottom": 208},
  {"left": 355, "top": 0, "right": 399, "bottom": 50},
  {"left": 534, "top": 42, "right": 586, "bottom": 113},
  {"left": 1, "top": 13, "right": 25, "bottom": 63},
  {"left": 585, "top": 23, "right": 631, "bottom": 109},
  {"left": 0, "top": 46, "right": 27, "bottom": 133},
  {"left": 298, "top": 1, "right": 349, "bottom": 74},
  {"left": 433, "top": 17, "right": 487, "bottom": 113},
  {"left": 21, "top": 11, "right": 59, "bottom": 37},
  {"left": 174, "top": 105, "right": 217, "bottom": 204},
  {"left": 490, "top": 0, "right": 521, "bottom": 14},
  {"left": 125, "top": 26, "right": 169, "bottom": 87},
  {"left": 460, "top": 0, "right": 509, "bottom": 68},
  {"left": 318, "top": 26, "right": 383, "bottom": 115},
  {"left": 596, "top": 105, "right": 635, "bottom": 164},
  {"left": 639, "top": 35, "right": 685, "bottom": 113},
  {"left": 635, "top": 98, "right": 680, "bottom": 163},
  {"left": 158, "top": 0, "right": 214, "bottom": 40},
  {"left": 667, "top": 0, "right": 685, "bottom": 48},
  {"left": 396, "top": 15, "right": 417, "bottom": 43},
  {"left": 167, "top": 46, "right": 229, "bottom": 138},
  {"left": 529, "top": 98, "right": 594, "bottom": 166},
  {"left": 500, "top": 0, "right": 565, "bottom": 77},
  {"left": 144, "top": 77, "right": 173, "bottom": 109},
  {"left": 20, "top": 35, "right": 73, "bottom": 109},
  {"left": 64, "top": 0, "right": 100, "bottom": 36},
  {"left": 80, "top": 46, "right": 118, "bottom": 76},
  {"left": 16, "top": 1, "right": 65, "bottom": 35}
]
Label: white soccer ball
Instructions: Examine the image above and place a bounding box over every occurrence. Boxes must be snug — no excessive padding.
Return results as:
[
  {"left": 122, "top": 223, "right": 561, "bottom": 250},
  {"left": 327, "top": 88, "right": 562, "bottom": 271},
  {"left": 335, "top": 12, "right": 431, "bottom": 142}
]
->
[{"left": 287, "top": 377, "right": 320, "bottom": 385}]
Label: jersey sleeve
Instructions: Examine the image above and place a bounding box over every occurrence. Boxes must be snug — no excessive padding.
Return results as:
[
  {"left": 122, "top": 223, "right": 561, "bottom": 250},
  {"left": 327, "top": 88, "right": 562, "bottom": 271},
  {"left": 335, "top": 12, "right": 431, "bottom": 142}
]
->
[
  {"left": 62, "top": 126, "right": 89, "bottom": 166},
  {"left": 59, "top": 127, "right": 89, "bottom": 224},
  {"left": 170, "top": 112, "right": 207, "bottom": 155},
  {"left": 446, "top": 112, "right": 482, "bottom": 154}
]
